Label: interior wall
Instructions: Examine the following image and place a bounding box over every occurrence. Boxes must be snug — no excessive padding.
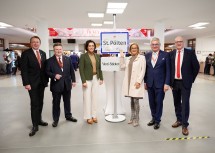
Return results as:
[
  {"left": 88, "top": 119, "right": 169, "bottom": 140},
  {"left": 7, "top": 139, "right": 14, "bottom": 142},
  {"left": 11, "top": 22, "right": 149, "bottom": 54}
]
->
[{"left": 196, "top": 36, "right": 215, "bottom": 61}]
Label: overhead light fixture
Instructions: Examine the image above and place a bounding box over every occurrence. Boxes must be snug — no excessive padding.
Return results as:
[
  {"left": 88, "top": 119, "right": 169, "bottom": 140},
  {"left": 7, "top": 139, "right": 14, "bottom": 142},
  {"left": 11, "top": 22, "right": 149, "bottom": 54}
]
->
[
  {"left": 91, "top": 23, "right": 102, "bottom": 27},
  {"left": 107, "top": 2, "right": 127, "bottom": 9},
  {"left": 88, "top": 13, "right": 104, "bottom": 18},
  {"left": 188, "top": 22, "right": 209, "bottom": 27},
  {"left": 192, "top": 27, "right": 206, "bottom": 29},
  {"left": 104, "top": 21, "right": 113, "bottom": 24},
  {"left": 106, "top": 2, "right": 128, "bottom": 14}
]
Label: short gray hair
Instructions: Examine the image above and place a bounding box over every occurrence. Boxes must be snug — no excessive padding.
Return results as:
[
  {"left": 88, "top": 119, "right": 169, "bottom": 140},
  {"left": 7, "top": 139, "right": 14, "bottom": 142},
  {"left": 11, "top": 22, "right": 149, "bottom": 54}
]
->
[{"left": 150, "top": 37, "right": 160, "bottom": 45}]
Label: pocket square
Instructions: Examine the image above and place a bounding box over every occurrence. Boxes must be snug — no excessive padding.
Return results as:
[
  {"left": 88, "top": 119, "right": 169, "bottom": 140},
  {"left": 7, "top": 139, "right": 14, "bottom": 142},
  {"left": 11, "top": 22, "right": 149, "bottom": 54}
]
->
[{"left": 162, "top": 58, "right": 165, "bottom": 60}]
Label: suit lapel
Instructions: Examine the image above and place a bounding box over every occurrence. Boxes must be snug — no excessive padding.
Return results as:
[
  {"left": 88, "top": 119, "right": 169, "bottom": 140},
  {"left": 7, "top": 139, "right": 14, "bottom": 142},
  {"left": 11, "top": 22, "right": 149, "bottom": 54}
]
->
[
  {"left": 95, "top": 54, "right": 100, "bottom": 68},
  {"left": 153, "top": 50, "right": 162, "bottom": 68},
  {"left": 62, "top": 55, "right": 66, "bottom": 71},
  {"left": 181, "top": 49, "right": 187, "bottom": 68},
  {"left": 172, "top": 50, "right": 177, "bottom": 73},
  {"left": 54, "top": 55, "right": 63, "bottom": 72},
  {"left": 86, "top": 53, "right": 93, "bottom": 67},
  {"left": 148, "top": 52, "right": 153, "bottom": 68},
  {"left": 30, "top": 49, "right": 41, "bottom": 68}
]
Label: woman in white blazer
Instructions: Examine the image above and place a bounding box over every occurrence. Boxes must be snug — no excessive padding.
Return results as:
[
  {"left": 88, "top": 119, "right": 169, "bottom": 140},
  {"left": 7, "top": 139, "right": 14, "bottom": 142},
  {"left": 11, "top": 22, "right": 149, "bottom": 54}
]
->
[{"left": 120, "top": 43, "right": 146, "bottom": 127}]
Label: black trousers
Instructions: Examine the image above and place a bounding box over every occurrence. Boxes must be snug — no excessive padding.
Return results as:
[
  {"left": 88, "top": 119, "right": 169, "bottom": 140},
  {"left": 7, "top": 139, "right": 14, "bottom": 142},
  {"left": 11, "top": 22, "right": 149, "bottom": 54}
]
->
[
  {"left": 213, "top": 65, "right": 215, "bottom": 75},
  {"left": 172, "top": 80, "right": 191, "bottom": 127},
  {"left": 6, "top": 64, "right": 11, "bottom": 74},
  {"left": 28, "top": 85, "right": 45, "bottom": 126},
  {"left": 52, "top": 89, "right": 72, "bottom": 122},
  {"left": 72, "top": 63, "right": 77, "bottom": 71}
]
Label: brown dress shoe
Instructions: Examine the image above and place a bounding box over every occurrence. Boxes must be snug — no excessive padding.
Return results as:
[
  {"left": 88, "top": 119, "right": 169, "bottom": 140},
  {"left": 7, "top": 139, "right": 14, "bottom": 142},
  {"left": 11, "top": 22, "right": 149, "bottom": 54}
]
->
[
  {"left": 92, "top": 118, "right": 98, "bottom": 123},
  {"left": 182, "top": 127, "right": 189, "bottom": 136},
  {"left": 172, "top": 121, "right": 182, "bottom": 128},
  {"left": 87, "top": 119, "right": 93, "bottom": 124}
]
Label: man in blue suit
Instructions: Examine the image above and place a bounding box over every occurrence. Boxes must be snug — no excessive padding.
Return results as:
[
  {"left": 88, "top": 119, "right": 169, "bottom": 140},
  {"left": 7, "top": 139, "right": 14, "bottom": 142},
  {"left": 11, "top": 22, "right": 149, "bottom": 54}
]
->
[
  {"left": 170, "top": 36, "right": 199, "bottom": 136},
  {"left": 144, "top": 37, "right": 171, "bottom": 130}
]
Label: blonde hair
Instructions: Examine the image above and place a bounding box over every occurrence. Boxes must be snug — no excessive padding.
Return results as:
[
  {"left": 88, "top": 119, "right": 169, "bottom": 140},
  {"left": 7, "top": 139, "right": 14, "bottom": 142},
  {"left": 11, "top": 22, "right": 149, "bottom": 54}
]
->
[{"left": 129, "top": 43, "right": 140, "bottom": 54}]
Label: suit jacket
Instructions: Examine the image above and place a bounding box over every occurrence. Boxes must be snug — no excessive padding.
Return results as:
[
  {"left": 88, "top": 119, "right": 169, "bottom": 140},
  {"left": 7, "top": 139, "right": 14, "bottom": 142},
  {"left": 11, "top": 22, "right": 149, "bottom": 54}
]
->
[
  {"left": 79, "top": 53, "right": 103, "bottom": 83},
  {"left": 21, "top": 48, "right": 48, "bottom": 89},
  {"left": 170, "top": 48, "right": 200, "bottom": 89},
  {"left": 144, "top": 50, "right": 171, "bottom": 88},
  {"left": 46, "top": 55, "right": 76, "bottom": 93}
]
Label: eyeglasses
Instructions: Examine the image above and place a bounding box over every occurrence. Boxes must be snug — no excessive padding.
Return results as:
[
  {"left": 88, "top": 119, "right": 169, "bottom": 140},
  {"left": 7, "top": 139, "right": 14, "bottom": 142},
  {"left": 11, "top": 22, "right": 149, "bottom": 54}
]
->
[
  {"left": 151, "top": 44, "right": 160, "bottom": 46},
  {"left": 175, "top": 41, "right": 183, "bottom": 43},
  {"left": 131, "top": 47, "right": 138, "bottom": 50}
]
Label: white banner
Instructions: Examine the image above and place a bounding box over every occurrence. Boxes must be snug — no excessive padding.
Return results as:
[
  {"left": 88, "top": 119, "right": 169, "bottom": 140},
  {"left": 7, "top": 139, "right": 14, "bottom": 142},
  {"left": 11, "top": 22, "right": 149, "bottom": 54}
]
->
[{"left": 101, "top": 57, "right": 121, "bottom": 71}]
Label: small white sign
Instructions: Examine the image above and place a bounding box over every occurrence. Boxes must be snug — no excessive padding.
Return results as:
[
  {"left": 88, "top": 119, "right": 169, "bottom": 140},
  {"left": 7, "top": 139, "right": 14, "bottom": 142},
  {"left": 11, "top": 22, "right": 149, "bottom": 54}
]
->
[
  {"left": 100, "top": 32, "right": 129, "bottom": 54},
  {"left": 101, "top": 57, "right": 121, "bottom": 71}
]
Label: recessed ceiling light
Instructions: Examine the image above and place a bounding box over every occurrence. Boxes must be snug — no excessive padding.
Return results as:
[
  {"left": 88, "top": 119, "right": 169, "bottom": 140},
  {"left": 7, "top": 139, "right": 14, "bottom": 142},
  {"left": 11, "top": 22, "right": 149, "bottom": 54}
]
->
[
  {"left": 107, "top": 2, "right": 128, "bottom": 9},
  {"left": 104, "top": 21, "right": 113, "bottom": 24},
  {"left": 189, "top": 22, "right": 209, "bottom": 27},
  {"left": 192, "top": 27, "right": 206, "bottom": 29},
  {"left": 91, "top": 23, "right": 102, "bottom": 27},
  {"left": 88, "top": 13, "right": 104, "bottom": 18},
  {"left": 106, "top": 2, "right": 128, "bottom": 14}
]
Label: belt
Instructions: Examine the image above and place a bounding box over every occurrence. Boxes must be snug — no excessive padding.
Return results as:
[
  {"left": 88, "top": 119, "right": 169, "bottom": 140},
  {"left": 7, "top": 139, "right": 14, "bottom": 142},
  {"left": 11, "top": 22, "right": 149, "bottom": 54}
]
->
[{"left": 174, "top": 79, "right": 182, "bottom": 81}]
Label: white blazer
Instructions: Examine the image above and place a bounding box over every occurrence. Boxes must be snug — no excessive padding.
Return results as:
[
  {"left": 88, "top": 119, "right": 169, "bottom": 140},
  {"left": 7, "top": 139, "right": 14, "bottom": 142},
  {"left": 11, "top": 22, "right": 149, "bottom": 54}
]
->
[{"left": 120, "top": 54, "right": 146, "bottom": 98}]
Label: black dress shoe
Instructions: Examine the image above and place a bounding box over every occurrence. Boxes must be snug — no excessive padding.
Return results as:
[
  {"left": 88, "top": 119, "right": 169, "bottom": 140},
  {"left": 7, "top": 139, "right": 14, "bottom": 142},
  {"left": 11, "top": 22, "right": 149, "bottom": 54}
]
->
[
  {"left": 147, "top": 120, "right": 155, "bottom": 126},
  {"left": 29, "top": 126, "right": 38, "bottom": 137},
  {"left": 52, "top": 121, "right": 58, "bottom": 127},
  {"left": 154, "top": 123, "right": 160, "bottom": 130},
  {"left": 66, "top": 117, "right": 77, "bottom": 122},
  {"left": 39, "top": 120, "right": 48, "bottom": 126}
]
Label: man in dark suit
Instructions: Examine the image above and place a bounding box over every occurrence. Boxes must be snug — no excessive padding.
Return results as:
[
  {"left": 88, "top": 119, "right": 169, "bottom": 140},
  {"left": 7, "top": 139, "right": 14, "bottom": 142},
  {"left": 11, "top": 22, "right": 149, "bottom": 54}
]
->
[
  {"left": 170, "top": 36, "right": 200, "bottom": 136},
  {"left": 46, "top": 43, "right": 77, "bottom": 128},
  {"left": 144, "top": 37, "right": 171, "bottom": 130},
  {"left": 21, "top": 36, "right": 49, "bottom": 137}
]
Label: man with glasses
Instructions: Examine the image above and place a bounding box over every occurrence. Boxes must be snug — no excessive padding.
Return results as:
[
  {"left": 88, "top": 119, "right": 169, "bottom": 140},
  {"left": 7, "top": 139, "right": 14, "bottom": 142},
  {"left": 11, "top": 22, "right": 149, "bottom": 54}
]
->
[
  {"left": 144, "top": 37, "right": 170, "bottom": 130},
  {"left": 170, "top": 36, "right": 199, "bottom": 136}
]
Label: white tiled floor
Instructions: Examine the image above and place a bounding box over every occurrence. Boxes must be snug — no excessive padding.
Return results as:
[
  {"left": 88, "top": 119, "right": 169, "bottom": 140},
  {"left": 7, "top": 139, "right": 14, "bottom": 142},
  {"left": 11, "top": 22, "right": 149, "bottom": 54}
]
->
[{"left": 0, "top": 72, "right": 215, "bottom": 153}]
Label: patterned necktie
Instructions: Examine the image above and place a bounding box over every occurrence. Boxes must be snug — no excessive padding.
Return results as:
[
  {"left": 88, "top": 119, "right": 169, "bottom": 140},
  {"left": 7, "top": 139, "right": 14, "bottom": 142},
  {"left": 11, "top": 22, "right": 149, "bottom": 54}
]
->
[
  {"left": 151, "top": 52, "right": 158, "bottom": 67},
  {"left": 36, "top": 50, "right": 41, "bottom": 68},
  {"left": 58, "top": 57, "right": 63, "bottom": 68},
  {"left": 176, "top": 50, "right": 181, "bottom": 78}
]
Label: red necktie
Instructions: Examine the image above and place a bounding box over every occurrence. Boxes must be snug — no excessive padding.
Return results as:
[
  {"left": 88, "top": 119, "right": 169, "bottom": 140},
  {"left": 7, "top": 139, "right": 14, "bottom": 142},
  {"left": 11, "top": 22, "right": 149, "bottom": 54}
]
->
[
  {"left": 58, "top": 57, "right": 63, "bottom": 68},
  {"left": 176, "top": 50, "right": 181, "bottom": 78},
  {"left": 36, "top": 50, "right": 41, "bottom": 68}
]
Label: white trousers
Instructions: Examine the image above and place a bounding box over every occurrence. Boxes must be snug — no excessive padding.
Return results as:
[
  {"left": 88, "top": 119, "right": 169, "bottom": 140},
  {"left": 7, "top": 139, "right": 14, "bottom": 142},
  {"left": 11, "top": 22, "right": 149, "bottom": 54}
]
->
[{"left": 83, "top": 75, "right": 99, "bottom": 119}]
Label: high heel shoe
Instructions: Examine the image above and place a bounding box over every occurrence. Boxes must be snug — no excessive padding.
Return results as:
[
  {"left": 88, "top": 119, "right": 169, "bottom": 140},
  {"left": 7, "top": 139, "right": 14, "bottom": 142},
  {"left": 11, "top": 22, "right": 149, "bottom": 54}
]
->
[
  {"left": 92, "top": 118, "right": 98, "bottom": 123},
  {"left": 87, "top": 119, "right": 93, "bottom": 124},
  {"left": 128, "top": 120, "right": 133, "bottom": 124}
]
